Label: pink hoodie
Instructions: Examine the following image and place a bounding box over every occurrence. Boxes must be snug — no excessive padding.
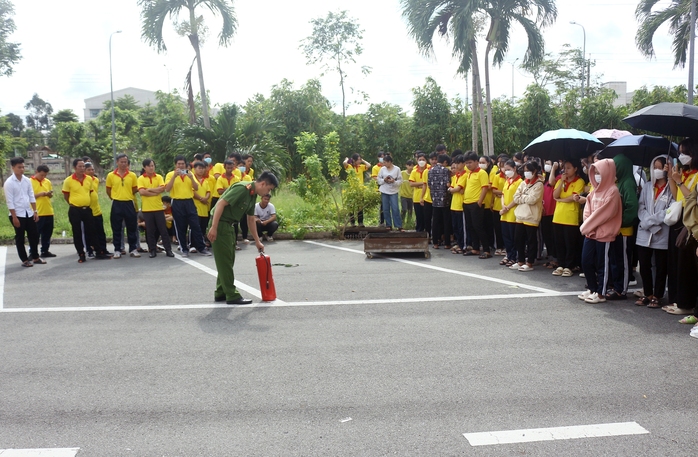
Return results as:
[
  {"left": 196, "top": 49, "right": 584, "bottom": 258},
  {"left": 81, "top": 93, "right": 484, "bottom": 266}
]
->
[{"left": 580, "top": 159, "right": 623, "bottom": 242}]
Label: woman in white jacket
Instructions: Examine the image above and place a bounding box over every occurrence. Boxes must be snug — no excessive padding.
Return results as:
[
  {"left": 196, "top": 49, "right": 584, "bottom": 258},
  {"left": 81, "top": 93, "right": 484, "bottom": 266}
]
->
[
  {"left": 377, "top": 155, "right": 403, "bottom": 230},
  {"left": 635, "top": 155, "right": 673, "bottom": 308}
]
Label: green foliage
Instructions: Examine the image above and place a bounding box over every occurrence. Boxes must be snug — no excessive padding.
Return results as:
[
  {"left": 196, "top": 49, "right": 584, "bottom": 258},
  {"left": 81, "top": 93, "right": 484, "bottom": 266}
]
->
[
  {"left": 411, "top": 77, "right": 451, "bottom": 152},
  {"left": 0, "top": 0, "right": 21, "bottom": 77},
  {"left": 3, "top": 112, "right": 23, "bottom": 137},
  {"left": 519, "top": 83, "right": 559, "bottom": 145},
  {"left": 636, "top": 0, "right": 694, "bottom": 68},
  {"left": 52, "top": 109, "right": 79, "bottom": 125},
  {"left": 323, "top": 131, "right": 341, "bottom": 178},
  {"left": 24, "top": 94, "right": 53, "bottom": 132}
]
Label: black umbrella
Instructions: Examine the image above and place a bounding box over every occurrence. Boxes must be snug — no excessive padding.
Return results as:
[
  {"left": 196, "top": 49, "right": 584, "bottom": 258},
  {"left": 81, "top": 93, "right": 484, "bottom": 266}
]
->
[
  {"left": 523, "top": 128, "right": 605, "bottom": 161},
  {"left": 600, "top": 134, "right": 678, "bottom": 167},
  {"left": 623, "top": 102, "right": 698, "bottom": 138}
]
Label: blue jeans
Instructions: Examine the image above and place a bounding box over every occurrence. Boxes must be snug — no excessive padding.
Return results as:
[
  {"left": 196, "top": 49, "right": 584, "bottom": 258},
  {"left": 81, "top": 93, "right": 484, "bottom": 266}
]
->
[
  {"left": 452, "top": 210, "right": 464, "bottom": 249},
  {"left": 581, "top": 237, "right": 611, "bottom": 295},
  {"left": 381, "top": 193, "right": 402, "bottom": 229},
  {"left": 501, "top": 221, "right": 517, "bottom": 262}
]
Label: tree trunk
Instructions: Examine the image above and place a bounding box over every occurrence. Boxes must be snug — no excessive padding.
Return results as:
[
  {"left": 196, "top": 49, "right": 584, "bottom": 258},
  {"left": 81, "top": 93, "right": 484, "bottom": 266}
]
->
[
  {"left": 484, "top": 41, "right": 495, "bottom": 159},
  {"left": 338, "top": 55, "right": 346, "bottom": 118},
  {"left": 471, "top": 71, "right": 478, "bottom": 153},
  {"left": 471, "top": 41, "right": 488, "bottom": 156},
  {"left": 188, "top": 7, "right": 210, "bottom": 128}
]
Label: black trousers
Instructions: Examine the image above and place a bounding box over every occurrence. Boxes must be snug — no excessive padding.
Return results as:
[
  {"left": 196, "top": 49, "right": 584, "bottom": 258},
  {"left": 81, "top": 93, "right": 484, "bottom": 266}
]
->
[
  {"left": 68, "top": 206, "right": 95, "bottom": 256},
  {"left": 554, "top": 223, "right": 579, "bottom": 269},
  {"left": 9, "top": 215, "right": 39, "bottom": 262},
  {"left": 463, "top": 203, "right": 488, "bottom": 251},
  {"left": 172, "top": 199, "right": 206, "bottom": 251},
  {"left": 111, "top": 200, "right": 138, "bottom": 252},
  {"left": 36, "top": 215, "right": 54, "bottom": 255},
  {"left": 675, "top": 235, "right": 698, "bottom": 311},
  {"left": 493, "top": 211, "right": 504, "bottom": 250},
  {"left": 515, "top": 223, "right": 538, "bottom": 265},
  {"left": 143, "top": 211, "right": 172, "bottom": 253},
  {"left": 431, "top": 206, "right": 452, "bottom": 246},
  {"left": 483, "top": 209, "right": 494, "bottom": 250},
  {"left": 637, "top": 245, "right": 668, "bottom": 299},
  {"left": 257, "top": 220, "right": 279, "bottom": 236},
  {"left": 667, "top": 220, "right": 684, "bottom": 304},
  {"left": 89, "top": 214, "right": 109, "bottom": 255},
  {"left": 240, "top": 215, "right": 249, "bottom": 239},
  {"left": 540, "top": 215, "right": 556, "bottom": 259},
  {"left": 414, "top": 202, "right": 433, "bottom": 236}
]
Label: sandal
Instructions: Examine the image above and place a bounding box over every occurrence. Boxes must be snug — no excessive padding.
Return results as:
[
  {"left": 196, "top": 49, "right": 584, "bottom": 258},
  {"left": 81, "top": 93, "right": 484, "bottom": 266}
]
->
[
  {"left": 463, "top": 250, "right": 480, "bottom": 256},
  {"left": 666, "top": 307, "right": 693, "bottom": 315},
  {"left": 545, "top": 262, "right": 559, "bottom": 269},
  {"left": 452, "top": 247, "right": 463, "bottom": 254},
  {"left": 433, "top": 244, "right": 440, "bottom": 249},
  {"left": 499, "top": 257, "right": 509, "bottom": 265},
  {"left": 478, "top": 252, "right": 492, "bottom": 259},
  {"left": 647, "top": 297, "right": 661, "bottom": 309},
  {"left": 679, "top": 315, "right": 698, "bottom": 324},
  {"left": 505, "top": 260, "right": 516, "bottom": 267},
  {"left": 635, "top": 297, "right": 649, "bottom": 306},
  {"left": 21, "top": 260, "right": 33, "bottom": 268}
]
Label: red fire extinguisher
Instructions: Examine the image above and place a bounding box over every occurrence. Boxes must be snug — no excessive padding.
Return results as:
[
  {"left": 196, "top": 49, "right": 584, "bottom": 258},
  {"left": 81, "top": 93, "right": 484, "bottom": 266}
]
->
[{"left": 256, "top": 250, "right": 277, "bottom": 302}]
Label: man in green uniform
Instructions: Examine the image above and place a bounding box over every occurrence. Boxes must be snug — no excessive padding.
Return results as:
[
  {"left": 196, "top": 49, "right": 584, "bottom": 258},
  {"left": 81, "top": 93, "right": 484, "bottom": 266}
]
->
[{"left": 207, "top": 171, "right": 279, "bottom": 304}]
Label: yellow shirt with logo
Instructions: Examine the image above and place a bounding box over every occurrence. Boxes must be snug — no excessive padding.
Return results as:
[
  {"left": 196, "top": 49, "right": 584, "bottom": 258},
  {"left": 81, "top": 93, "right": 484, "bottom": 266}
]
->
[
  {"left": 31, "top": 176, "right": 54, "bottom": 216},
  {"left": 501, "top": 177, "right": 523, "bottom": 223},
  {"left": 106, "top": 170, "right": 139, "bottom": 202},
  {"left": 216, "top": 173, "right": 240, "bottom": 195},
  {"left": 463, "top": 169, "right": 490, "bottom": 205},
  {"left": 450, "top": 172, "right": 467, "bottom": 211},
  {"left": 88, "top": 176, "right": 102, "bottom": 216},
  {"left": 491, "top": 172, "right": 505, "bottom": 212},
  {"left": 193, "top": 176, "right": 210, "bottom": 217},
  {"left": 409, "top": 166, "right": 431, "bottom": 203},
  {"left": 62, "top": 174, "right": 92, "bottom": 207},
  {"left": 553, "top": 178, "right": 585, "bottom": 226},
  {"left": 165, "top": 171, "right": 195, "bottom": 200},
  {"left": 137, "top": 174, "right": 166, "bottom": 212},
  {"left": 678, "top": 170, "right": 698, "bottom": 204}
]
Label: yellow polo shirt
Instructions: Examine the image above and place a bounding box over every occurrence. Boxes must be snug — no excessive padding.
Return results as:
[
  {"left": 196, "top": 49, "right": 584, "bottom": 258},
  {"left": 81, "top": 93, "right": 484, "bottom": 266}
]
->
[
  {"left": 553, "top": 177, "right": 585, "bottom": 226},
  {"left": 371, "top": 164, "right": 383, "bottom": 179},
  {"left": 89, "top": 176, "right": 102, "bottom": 217},
  {"left": 31, "top": 176, "right": 54, "bottom": 216},
  {"left": 409, "top": 166, "right": 431, "bottom": 203},
  {"left": 137, "top": 173, "right": 166, "bottom": 212},
  {"left": 491, "top": 171, "right": 505, "bottom": 212},
  {"left": 212, "top": 162, "right": 225, "bottom": 177},
  {"left": 463, "top": 169, "right": 489, "bottom": 205},
  {"left": 450, "top": 172, "right": 467, "bottom": 211},
  {"left": 501, "top": 177, "right": 522, "bottom": 223},
  {"left": 216, "top": 173, "right": 240, "bottom": 195},
  {"left": 106, "top": 170, "right": 139, "bottom": 202},
  {"left": 678, "top": 170, "right": 698, "bottom": 204},
  {"left": 345, "top": 163, "right": 368, "bottom": 184},
  {"left": 193, "top": 176, "right": 210, "bottom": 217},
  {"left": 165, "top": 171, "right": 195, "bottom": 200},
  {"left": 62, "top": 174, "right": 92, "bottom": 207},
  {"left": 206, "top": 174, "right": 217, "bottom": 202}
]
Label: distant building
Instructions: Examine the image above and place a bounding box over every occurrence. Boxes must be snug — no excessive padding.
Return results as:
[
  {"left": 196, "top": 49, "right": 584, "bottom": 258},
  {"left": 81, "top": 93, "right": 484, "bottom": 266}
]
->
[
  {"left": 83, "top": 87, "right": 158, "bottom": 122},
  {"left": 601, "top": 81, "right": 635, "bottom": 108}
]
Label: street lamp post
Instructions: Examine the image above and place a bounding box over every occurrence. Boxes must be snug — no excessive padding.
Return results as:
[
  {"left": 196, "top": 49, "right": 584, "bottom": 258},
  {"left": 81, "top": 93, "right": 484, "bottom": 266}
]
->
[
  {"left": 109, "top": 30, "right": 122, "bottom": 168},
  {"left": 570, "top": 21, "right": 586, "bottom": 97},
  {"left": 510, "top": 58, "right": 519, "bottom": 101}
]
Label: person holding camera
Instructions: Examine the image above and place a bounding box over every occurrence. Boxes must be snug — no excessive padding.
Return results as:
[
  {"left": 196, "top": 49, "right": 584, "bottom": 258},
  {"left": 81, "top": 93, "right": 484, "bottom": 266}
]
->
[
  {"left": 377, "top": 154, "right": 403, "bottom": 231},
  {"left": 165, "top": 155, "right": 212, "bottom": 257}
]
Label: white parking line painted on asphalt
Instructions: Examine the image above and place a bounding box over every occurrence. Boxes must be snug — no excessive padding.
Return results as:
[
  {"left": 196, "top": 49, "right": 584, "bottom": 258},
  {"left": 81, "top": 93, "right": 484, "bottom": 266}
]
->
[
  {"left": 174, "top": 253, "right": 287, "bottom": 304},
  {"left": 0, "top": 246, "right": 6, "bottom": 309},
  {"left": 0, "top": 291, "right": 584, "bottom": 313},
  {"left": 304, "top": 241, "right": 558, "bottom": 294},
  {"left": 463, "top": 422, "right": 649, "bottom": 446},
  {"left": 0, "top": 448, "right": 80, "bottom": 456}
]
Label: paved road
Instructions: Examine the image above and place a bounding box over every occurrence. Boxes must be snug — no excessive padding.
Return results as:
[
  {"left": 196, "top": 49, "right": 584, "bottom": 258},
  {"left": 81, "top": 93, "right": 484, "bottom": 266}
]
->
[{"left": 0, "top": 241, "right": 696, "bottom": 456}]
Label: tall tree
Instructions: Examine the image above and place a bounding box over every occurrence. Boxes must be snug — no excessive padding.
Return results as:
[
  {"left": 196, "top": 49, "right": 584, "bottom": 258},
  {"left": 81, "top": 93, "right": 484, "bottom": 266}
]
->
[
  {"left": 24, "top": 93, "right": 53, "bottom": 133},
  {"left": 3, "top": 112, "right": 23, "bottom": 136},
  {"left": 636, "top": 0, "right": 694, "bottom": 68},
  {"left": 300, "top": 10, "right": 371, "bottom": 118},
  {"left": 411, "top": 77, "right": 451, "bottom": 152},
  {"left": 52, "top": 109, "right": 79, "bottom": 124},
  {"left": 0, "top": 0, "right": 21, "bottom": 77},
  {"left": 139, "top": 0, "right": 237, "bottom": 129}
]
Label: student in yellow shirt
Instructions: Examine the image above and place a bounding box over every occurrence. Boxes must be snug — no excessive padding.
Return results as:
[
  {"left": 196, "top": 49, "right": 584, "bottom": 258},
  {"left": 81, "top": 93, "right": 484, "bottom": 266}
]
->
[
  {"left": 409, "top": 152, "right": 432, "bottom": 235},
  {"left": 84, "top": 161, "right": 112, "bottom": 259},
  {"left": 62, "top": 158, "right": 96, "bottom": 263},
  {"left": 31, "top": 164, "right": 56, "bottom": 257},
  {"left": 106, "top": 153, "right": 140, "bottom": 258},
  {"left": 479, "top": 155, "right": 496, "bottom": 255},
  {"left": 240, "top": 154, "right": 255, "bottom": 182},
  {"left": 217, "top": 160, "right": 240, "bottom": 196},
  {"left": 399, "top": 160, "right": 415, "bottom": 225},
  {"left": 491, "top": 154, "right": 510, "bottom": 256},
  {"left": 138, "top": 158, "right": 174, "bottom": 257},
  {"left": 343, "top": 153, "right": 371, "bottom": 226},
  {"left": 462, "top": 151, "right": 491, "bottom": 258},
  {"left": 165, "top": 155, "right": 212, "bottom": 257},
  {"left": 192, "top": 161, "right": 212, "bottom": 247},
  {"left": 498, "top": 160, "right": 523, "bottom": 266},
  {"left": 448, "top": 154, "right": 467, "bottom": 253},
  {"left": 549, "top": 160, "right": 585, "bottom": 277}
]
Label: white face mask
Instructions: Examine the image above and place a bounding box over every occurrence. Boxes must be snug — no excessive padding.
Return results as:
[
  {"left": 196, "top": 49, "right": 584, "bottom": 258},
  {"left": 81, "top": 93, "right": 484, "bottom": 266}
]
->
[
  {"left": 418, "top": 160, "right": 427, "bottom": 168},
  {"left": 505, "top": 170, "right": 515, "bottom": 178},
  {"left": 479, "top": 163, "right": 487, "bottom": 170},
  {"left": 204, "top": 157, "right": 212, "bottom": 164},
  {"left": 653, "top": 169, "right": 666, "bottom": 180},
  {"left": 583, "top": 166, "right": 588, "bottom": 175},
  {"left": 238, "top": 166, "right": 246, "bottom": 173},
  {"left": 514, "top": 161, "right": 522, "bottom": 167},
  {"left": 378, "top": 158, "right": 384, "bottom": 164},
  {"left": 524, "top": 171, "right": 533, "bottom": 180},
  {"left": 679, "top": 153, "right": 692, "bottom": 166},
  {"left": 544, "top": 164, "right": 552, "bottom": 173},
  {"left": 594, "top": 174, "right": 602, "bottom": 184}
]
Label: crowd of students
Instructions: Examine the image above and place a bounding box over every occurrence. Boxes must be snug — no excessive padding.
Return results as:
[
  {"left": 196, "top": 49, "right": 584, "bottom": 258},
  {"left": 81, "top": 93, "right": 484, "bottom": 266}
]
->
[
  {"left": 4, "top": 151, "right": 277, "bottom": 264},
  {"left": 347, "top": 140, "right": 698, "bottom": 340}
]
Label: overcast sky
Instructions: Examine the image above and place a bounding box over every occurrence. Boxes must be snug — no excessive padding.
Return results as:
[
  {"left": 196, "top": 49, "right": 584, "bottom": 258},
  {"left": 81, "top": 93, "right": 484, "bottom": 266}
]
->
[{"left": 0, "top": 0, "right": 687, "bottom": 122}]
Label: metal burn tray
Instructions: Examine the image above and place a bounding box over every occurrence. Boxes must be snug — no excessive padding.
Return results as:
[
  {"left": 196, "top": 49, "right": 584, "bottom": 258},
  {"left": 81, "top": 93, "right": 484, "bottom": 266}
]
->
[{"left": 363, "top": 231, "right": 430, "bottom": 259}]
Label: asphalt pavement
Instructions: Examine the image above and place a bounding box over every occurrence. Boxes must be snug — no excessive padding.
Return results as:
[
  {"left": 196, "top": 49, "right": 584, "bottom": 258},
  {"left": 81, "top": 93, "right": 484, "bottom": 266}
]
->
[{"left": 0, "top": 240, "right": 696, "bottom": 456}]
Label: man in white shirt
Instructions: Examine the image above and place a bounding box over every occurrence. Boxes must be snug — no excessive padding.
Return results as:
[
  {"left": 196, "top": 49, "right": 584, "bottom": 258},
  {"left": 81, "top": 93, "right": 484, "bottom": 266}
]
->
[
  {"left": 4, "top": 157, "right": 44, "bottom": 267},
  {"left": 254, "top": 194, "right": 278, "bottom": 241}
]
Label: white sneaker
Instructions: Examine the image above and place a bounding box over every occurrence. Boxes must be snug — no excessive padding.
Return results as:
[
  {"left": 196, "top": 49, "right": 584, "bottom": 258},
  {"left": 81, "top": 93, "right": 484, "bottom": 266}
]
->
[
  {"left": 130, "top": 251, "right": 141, "bottom": 258},
  {"left": 552, "top": 267, "right": 564, "bottom": 276},
  {"left": 113, "top": 251, "right": 121, "bottom": 259},
  {"left": 189, "top": 247, "right": 197, "bottom": 253},
  {"left": 585, "top": 292, "right": 606, "bottom": 304},
  {"left": 578, "top": 290, "right": 592, "bottom": 300}
]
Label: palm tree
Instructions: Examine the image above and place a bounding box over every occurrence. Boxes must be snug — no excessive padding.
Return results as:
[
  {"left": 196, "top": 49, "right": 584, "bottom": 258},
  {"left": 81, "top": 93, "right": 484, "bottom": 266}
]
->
[
  {"left": 138, "top": 0, "right": 237, "bottom": 129},
  {"left": 636, "top": 0, "right": 693, "bottom": 67},
  {"left": 401, "top": 0, "right": 555, "bottom": 155}
]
